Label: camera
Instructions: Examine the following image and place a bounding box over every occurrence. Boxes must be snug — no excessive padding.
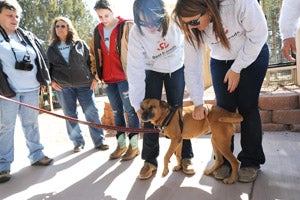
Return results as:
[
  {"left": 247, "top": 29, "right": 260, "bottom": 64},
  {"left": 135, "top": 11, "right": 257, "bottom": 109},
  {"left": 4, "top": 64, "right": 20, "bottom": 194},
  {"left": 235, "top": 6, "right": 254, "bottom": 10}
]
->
[{"left": 15, "top": 55, "right": 33, "bottom": 71}]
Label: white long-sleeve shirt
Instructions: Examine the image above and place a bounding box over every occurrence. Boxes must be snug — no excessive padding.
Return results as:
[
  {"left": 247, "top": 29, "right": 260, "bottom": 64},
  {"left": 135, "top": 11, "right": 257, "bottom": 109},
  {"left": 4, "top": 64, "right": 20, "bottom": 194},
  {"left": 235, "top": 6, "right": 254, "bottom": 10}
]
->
[
  {"left": 279, "top": 0, "right": 300, "bottom": 40},
  {"left": 185, "top": 0, "right": 268, "bottom": 106},
  {"left": 127, "top": 23, "right": 184, "bottom": 111}
]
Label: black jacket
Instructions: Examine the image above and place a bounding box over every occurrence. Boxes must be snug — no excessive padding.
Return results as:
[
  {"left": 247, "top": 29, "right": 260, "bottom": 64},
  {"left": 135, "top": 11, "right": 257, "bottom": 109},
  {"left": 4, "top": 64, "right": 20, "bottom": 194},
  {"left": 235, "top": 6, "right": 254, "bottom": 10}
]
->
[{"left": 46, "top": 39, "right": 93, "bottom": 87}]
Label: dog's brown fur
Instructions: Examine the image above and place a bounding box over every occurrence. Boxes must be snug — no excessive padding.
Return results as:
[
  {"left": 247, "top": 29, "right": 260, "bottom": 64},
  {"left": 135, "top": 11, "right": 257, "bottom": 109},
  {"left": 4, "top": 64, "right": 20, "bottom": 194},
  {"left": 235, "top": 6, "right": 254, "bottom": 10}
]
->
[{"left": 140, "top": 98, "right": 243, "bottom": 184}]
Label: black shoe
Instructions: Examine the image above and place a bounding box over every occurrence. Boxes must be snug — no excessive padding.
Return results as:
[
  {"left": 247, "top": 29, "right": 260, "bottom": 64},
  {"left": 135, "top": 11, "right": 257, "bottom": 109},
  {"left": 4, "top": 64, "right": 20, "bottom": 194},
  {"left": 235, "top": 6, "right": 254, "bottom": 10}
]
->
[
  {"left": 96, "top": 144, "right": 109, "bottom": 151},
  {"left": 32, "top": 156, "right": 53, "bottom": 166},
  {"left": 0, "top": 171, "right": 11, "bottom": 183}
]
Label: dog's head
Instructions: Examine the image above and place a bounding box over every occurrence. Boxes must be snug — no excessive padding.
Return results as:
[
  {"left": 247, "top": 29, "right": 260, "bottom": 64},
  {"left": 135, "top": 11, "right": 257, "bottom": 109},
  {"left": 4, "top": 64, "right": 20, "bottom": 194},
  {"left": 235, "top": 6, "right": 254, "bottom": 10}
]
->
[{"left": 140, "top": 98, "right": 170, "bottom": 124}]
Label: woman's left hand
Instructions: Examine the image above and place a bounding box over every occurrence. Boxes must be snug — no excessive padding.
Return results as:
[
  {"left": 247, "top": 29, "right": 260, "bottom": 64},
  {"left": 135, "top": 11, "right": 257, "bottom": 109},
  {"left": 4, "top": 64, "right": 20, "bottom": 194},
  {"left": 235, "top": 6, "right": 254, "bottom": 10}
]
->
[{"left": 224, "top": 69, "right": 240, "bottom": 93}]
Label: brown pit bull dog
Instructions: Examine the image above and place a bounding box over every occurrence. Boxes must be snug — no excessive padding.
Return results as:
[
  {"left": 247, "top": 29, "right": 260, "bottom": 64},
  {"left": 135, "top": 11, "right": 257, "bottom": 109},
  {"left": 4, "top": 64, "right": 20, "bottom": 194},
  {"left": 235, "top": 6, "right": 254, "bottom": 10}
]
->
[{"left": 140, "top": 98, "right": 243, "bottom": 184}]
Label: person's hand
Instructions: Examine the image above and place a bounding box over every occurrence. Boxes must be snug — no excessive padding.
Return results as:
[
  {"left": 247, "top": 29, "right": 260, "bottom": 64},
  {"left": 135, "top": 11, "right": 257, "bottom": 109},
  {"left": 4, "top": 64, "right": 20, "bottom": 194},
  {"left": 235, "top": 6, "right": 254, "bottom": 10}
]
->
[
  {"left": 224, "top": 69, "right": 240, "bottom": 93},
  {"left": 192, "top": 104, "right": 208, "bottom": 120},
  {"left": 136, "top": 109, "right": 142, "bottom": 120},
  {"left": 281, "top": 37, "right": 296, "bottom": 62},
  {"left": 90, "top": 79, "right": 99, "bottom": 90},
  {"left": 51, "top": 80, "right": 62, "bottom": 91}
]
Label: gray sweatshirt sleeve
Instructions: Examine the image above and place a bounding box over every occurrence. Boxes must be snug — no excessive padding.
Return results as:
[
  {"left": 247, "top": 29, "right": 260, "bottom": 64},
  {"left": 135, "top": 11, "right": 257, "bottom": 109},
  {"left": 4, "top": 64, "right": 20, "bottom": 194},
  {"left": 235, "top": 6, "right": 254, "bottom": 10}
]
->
[
  {"left": 230, "top": 0, "right": 268, "bottom": 73},
  {"left": 127, "top": 27, "right": 146, "bottom": 111},
  {"left": 184, "top": 40, "right": 205, "bottom": 106}
]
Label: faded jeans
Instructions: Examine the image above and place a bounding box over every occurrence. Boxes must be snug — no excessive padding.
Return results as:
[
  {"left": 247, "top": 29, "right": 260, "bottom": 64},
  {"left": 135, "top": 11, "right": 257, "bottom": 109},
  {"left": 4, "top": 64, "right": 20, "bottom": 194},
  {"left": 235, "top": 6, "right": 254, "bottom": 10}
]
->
[
  {"left": 55, "top": 86, "right": 105, "bottom": 148},
  {"left": 0, "top": 89, "right": 46, "bottom": 171},
  {"left": 105, "top": 80, "right": 139, "bottom": 139}
]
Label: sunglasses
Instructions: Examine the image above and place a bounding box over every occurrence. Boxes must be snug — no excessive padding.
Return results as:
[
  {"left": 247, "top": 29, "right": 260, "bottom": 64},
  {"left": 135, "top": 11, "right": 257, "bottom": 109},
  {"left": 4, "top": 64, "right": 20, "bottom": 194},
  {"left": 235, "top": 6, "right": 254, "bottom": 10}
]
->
[
  {"left": 139, "top": 18, "right": 162, "bottom": 28},
  {"left": 184, "top": 15, "right": 202, "bottom": 26},
  {"left": 55, "top": 25, "right": 66, "bottom": 29}
]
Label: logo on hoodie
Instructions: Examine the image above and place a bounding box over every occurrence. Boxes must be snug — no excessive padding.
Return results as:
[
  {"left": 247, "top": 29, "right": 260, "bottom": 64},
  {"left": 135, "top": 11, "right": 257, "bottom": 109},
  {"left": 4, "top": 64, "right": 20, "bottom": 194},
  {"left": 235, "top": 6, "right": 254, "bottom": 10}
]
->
[{"left": 157, "top": 38, "right": 169, "bottom": 51}]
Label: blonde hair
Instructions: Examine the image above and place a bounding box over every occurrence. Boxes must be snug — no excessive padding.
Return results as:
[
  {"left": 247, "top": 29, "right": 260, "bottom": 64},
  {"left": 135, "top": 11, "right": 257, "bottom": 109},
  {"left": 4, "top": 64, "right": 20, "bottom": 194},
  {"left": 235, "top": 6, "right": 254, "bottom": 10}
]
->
[{"left": 48, "top": 16, "right": 79, "bottom": 45}]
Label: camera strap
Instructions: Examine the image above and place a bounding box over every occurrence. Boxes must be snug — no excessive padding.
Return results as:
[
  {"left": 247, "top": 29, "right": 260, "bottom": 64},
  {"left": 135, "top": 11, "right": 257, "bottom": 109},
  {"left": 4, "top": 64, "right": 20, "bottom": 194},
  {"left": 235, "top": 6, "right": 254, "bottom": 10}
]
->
[{"left": 0, "top": 26, "right": 30, "bottom": 62}]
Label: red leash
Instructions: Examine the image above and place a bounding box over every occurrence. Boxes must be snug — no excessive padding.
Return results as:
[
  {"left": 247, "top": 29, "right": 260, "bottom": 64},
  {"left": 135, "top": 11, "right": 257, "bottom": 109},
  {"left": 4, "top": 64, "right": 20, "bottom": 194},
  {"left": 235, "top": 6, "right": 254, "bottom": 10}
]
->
[{"left": 0, "top": 95, "right": 159, "bottom": 133}]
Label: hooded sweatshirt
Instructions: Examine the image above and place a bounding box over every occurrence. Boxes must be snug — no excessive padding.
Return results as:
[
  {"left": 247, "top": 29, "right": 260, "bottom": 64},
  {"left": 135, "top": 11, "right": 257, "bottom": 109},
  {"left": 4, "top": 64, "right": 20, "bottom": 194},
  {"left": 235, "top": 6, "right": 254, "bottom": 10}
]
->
[
  {"left": 184, "top": 0, "right": 268, "bottom": 106},
  {"left": 127, "top": 22, "right": 184, "bottom": 111}
]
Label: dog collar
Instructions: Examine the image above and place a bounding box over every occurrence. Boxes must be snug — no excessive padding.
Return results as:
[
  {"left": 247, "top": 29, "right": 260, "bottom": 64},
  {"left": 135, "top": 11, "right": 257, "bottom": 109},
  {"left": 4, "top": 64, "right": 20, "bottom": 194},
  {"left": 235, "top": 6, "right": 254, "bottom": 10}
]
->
[{"left": 158, "top": 107, "right": 178, "bottom": 134}]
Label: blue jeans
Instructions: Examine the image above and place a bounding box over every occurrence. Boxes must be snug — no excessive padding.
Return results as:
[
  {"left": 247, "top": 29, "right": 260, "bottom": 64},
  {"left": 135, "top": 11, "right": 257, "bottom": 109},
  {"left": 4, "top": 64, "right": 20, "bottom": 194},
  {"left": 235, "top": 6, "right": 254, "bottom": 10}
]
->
[
  {"left": 0, "top": 90, "right": 46, "bottom": 171},
  {"left": 55, "top": 86, "right": 105, "bottom": 148},
  {"left": 105, "top": 80, "right": 139, "bottom": 138},
  {"left": 210, "top": 44, "right": 269, "bottom": 168},
  {"left": 143, "top": 67, "right": 193, "bottom": 167}
]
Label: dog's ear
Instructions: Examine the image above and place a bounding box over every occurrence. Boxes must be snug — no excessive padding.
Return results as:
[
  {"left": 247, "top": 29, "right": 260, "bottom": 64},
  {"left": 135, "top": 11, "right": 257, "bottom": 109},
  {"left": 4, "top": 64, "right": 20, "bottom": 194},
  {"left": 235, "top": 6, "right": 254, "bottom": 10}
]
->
[{"left": 160, "top": 100, "right": 170, "bottom": 109}]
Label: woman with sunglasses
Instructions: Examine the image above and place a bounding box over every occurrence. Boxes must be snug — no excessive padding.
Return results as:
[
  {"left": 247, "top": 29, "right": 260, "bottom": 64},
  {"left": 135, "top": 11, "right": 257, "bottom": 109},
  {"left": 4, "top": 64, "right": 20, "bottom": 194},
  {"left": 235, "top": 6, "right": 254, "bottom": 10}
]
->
[
  {"left": 127, "top": 0, "right": 194, "bottom": 180},
  {"left": 173, "top": 0, "right": 269, "bottom": 183},
  {"left": 46, "top": 17, "right": 109, "bottom": 153}
]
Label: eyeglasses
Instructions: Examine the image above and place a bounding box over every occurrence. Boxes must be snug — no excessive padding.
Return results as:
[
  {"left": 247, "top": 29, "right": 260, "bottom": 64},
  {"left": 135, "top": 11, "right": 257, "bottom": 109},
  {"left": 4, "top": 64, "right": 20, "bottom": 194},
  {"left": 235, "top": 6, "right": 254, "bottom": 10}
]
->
[
  {"left": 139, "top": 18, "right": 162, "bottom": 28},
  {"left": 184, "top": 15, "right": 202, "bottom": 26},
  {"left": 55, "top": 25, "right": 66, "bottom": 29}
]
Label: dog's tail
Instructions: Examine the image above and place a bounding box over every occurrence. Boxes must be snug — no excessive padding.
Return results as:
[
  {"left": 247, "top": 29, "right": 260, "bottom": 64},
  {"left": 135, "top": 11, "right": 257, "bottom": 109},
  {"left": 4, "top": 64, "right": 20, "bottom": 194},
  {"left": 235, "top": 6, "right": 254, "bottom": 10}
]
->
[{"left": 214, "top": 106, "right": 243, "bottom": 123}]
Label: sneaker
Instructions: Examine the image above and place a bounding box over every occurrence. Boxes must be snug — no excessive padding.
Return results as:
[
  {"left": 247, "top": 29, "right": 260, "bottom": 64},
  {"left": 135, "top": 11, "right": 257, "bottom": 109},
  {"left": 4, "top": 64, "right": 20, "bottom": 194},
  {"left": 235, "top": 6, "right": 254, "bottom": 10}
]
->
[
  {"left": 138, "top": 162, "right": 157, "bottom": 180},
  {"left": 73, "top": 146, "right": 83, "bottom": 153},
  {"left": 181, "top": 158, "right": 195, "bottom": 175},
  {"left": 96, "top": 144, "right": 109, "bottom": 151},
  {"left": 213, "top": 164, "right": 231, "bottom": 180},
  {"left": 0, "top": 171, "right": 11, "bottom": 184},
  {"left": 109, "top": 145, "right": 127, "bottom": 159},
  {"left": 238, "top": 167, "right": 259, "bottom": 183},
  {"left": 121, "top": 145, "right": 140, "bottom": 161},
  {"left": 32, "top": 156, "right": 53, "bottom": 166}
]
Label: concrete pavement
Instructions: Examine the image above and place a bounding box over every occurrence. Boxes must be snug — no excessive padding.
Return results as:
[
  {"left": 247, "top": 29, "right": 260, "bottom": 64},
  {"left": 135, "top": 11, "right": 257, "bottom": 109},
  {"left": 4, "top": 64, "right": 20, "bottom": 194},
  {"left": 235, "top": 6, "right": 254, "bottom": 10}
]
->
[{"left": 0, "top": 96, "right": 300, "bottom": 200}]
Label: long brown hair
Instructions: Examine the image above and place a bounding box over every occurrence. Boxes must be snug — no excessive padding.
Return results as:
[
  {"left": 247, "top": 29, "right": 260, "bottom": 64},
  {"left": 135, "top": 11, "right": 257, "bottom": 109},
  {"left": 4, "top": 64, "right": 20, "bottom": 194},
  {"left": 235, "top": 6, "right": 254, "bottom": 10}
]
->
[
  {"left": 173, "top": 0, "right": 230, "bottom": 49},
  {"left": 48, "top": 16, "right": 79, "bottom": 45}
]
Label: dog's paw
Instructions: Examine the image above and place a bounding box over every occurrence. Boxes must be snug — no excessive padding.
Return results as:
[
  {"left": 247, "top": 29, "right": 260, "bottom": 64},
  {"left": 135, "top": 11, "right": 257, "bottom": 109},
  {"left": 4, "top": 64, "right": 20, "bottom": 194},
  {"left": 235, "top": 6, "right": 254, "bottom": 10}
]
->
[
  {"left": 173, "top": 165, "right": 181, "bottom": 172},
  {"left": 223, "top": 177, "right": 236, "bottom": 184},
  {"left": 203, "top": 169, "right": 213, "bottom": 175},
  {"left": 162, "top": 168, "right": 169, "bottom": 177}
]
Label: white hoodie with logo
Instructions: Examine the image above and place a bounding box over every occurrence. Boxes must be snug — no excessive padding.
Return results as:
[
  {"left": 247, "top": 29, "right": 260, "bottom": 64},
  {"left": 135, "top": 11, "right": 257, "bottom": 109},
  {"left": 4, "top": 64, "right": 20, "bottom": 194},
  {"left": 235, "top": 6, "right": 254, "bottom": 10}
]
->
[{"left": 127, "top": 23, "right": 185, "bottom": 111}]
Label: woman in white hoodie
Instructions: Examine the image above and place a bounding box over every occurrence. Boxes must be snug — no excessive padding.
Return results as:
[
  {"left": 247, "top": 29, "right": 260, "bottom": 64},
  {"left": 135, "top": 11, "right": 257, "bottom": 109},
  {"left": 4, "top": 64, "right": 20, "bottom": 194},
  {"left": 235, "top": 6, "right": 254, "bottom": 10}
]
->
[
  {"left": 173, "top": 0, "right": 269, "bottom": 183},
  {"left": 127, "top": 0, "right": 194, "bottom": 180}
]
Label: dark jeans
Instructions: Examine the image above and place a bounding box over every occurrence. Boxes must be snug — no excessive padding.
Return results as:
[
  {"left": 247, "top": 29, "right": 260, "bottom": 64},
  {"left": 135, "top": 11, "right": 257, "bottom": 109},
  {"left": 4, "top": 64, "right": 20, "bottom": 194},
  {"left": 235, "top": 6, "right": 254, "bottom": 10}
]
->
[
  {"left": 142, "top": 67, "right": 193, "bottom": 167},
  {"left": 210, "top": 43, "right": 269, "bottom": 168},
  {"left": 105, "top": 80, "right": 140, "bottom": 138}
]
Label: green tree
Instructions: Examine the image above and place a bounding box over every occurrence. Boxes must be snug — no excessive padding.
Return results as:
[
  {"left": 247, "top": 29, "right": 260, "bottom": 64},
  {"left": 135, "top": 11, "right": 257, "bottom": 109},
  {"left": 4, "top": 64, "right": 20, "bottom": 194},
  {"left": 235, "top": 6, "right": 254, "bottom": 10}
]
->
[{"left": 18, "top": 0, "right": 97, "bottom": 48}]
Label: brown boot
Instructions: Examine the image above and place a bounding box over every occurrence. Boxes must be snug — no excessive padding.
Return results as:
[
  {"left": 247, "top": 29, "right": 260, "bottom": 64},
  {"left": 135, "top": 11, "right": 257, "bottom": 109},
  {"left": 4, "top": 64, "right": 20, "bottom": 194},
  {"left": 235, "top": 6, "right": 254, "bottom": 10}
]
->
[
  {"left": 121, "top": 144, "right": 140, "bottom": 161},
  {"left": 138, "top": 162, "right": 157, "bottom": 180},
  {"left": 109, "top": 145, "right": 127, "bottom": 160},
  {"left": 181, "top": 158, "right": 195, "bottom": 175}
]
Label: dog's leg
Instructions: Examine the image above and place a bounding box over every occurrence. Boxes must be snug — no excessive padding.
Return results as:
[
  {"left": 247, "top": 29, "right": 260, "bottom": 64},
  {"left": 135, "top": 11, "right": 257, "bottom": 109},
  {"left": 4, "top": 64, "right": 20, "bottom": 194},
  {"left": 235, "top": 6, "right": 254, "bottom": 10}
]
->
[
  {"left": 173, "top": 141, "right": 183, "bottom": 172},
  {"left": 218, "top": 143, "right": 240, "bottom": 184},
  {"left": 204, "top": 137, "right": 224, "bottom": 175},
  {"left": 163, "top": 138, "right": 181, "bottom": 177}
]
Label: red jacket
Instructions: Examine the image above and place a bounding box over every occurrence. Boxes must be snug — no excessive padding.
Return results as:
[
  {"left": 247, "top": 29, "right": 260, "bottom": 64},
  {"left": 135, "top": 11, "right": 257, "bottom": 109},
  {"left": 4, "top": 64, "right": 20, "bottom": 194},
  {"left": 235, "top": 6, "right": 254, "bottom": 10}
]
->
[{"left": 97, "top": 17, "right": 126, "bottom": 83}]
